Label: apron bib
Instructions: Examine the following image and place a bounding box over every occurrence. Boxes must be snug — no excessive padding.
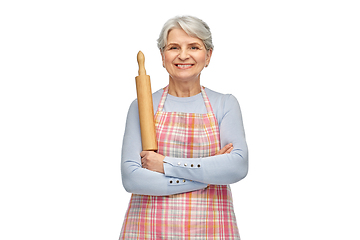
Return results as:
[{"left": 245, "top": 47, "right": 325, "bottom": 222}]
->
[{"left": 120, "top": 86, "right": 240, "bottom": 239}]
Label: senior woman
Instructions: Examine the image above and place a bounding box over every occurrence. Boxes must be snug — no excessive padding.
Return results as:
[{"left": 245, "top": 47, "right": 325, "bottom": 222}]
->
[{"left": 120, "top": 16, "right": 248, "bottom": 239}]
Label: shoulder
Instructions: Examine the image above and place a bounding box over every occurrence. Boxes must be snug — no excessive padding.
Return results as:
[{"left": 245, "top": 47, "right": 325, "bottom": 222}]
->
[
  {"left": 204, "top": 87, "right": 241, "bottom": 125},
  {"left": 152, "top": 88, "right": 164, "bottom": 106},
  {"left": 204, "top": 87, "right": 239, "bottom": 110},
  {"left": 128, "top": 88, "right": 164, "bottom": 113}
]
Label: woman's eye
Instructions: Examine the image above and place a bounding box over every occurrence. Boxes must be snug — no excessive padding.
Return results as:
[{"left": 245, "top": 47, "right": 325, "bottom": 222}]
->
[{"left": 191, "top": 46, "right": 199, "bottom": 50}]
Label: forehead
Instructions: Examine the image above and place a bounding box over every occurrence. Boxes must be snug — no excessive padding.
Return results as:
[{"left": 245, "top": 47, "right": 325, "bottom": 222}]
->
[{"left": 167, "top": 28, "right": 203, "bottom": 45}]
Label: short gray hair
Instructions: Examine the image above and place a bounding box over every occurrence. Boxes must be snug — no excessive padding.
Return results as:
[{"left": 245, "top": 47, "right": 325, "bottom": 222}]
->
[{"left": 157, "top": 15, "right": 214, "bottom": 52}]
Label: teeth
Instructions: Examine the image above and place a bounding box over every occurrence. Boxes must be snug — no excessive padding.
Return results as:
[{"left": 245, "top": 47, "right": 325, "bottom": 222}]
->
[{"left": 177, "top": 64, "right": 192, "bottom": 68}]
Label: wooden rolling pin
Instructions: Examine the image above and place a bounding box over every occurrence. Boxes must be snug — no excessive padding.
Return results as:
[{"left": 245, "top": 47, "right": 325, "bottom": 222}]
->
[{"left": 135, "top": 51, "right": 158, "bottom": 151}]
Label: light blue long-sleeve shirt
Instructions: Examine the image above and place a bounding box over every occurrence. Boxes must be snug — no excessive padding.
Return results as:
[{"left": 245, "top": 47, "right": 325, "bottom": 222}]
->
[{"left": 121, "top": 87, "right": 248, "bottom": 196}]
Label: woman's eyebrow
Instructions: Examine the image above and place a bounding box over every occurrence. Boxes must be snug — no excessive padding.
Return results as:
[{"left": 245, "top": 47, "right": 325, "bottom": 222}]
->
[
  {"left": 188, "top": 42, "right": 202, "bottom": 46},
  {"left": 166, "top": 43, "right": 180, "bottom": 46},
  {"left": 167, "top": 42, "right": 202, "bottom": 47}
]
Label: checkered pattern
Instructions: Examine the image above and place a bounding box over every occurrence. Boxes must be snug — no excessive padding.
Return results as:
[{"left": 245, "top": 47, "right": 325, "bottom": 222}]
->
[
  {"left": 120, "top": 86, "right": 240, "bottom": 239},
  {"left": 156, "top": 86, "right": 220, "bottom": 159}
]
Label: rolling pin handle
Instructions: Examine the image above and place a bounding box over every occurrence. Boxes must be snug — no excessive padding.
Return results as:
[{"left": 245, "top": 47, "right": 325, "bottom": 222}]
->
[{"left": 137, "top": 51, "right": 146, "bottom": 76}]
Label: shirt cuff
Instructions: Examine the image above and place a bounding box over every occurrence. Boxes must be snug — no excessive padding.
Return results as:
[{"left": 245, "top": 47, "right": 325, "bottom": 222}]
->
[{"left": 163, "top": 156, "right": 203, "bottom": 181}]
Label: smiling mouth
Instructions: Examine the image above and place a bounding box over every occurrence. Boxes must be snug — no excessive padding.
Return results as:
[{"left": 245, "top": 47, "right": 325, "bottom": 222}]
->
[{"left": 175, "top": 64, "right": 194, "bottom": 69}]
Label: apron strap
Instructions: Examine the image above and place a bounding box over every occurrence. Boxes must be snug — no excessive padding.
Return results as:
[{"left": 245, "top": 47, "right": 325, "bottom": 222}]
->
[
  {"left": 156, "top": 85, "right": 169, "bottom": 112},
  {"left": 200, "top": 86, "right": 214, "bottom": 114}
]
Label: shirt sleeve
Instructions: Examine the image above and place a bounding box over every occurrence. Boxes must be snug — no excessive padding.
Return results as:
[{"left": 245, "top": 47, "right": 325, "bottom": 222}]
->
[
  {"left": 163, "top": 94, "right": 248, "bottom": 185},
  {"left": 121, "top": 100, "right": 208, "bottom": 196}
]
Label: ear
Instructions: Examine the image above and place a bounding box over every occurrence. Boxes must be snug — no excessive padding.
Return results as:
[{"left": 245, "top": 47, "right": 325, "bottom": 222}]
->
[{"left": 205, "top": 49, "right": 213, "bottom": 67}]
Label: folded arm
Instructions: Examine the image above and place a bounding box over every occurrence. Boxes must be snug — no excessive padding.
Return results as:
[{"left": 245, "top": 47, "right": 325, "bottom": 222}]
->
[
  {"left": 162, "top": 95, "right": 248, "bottom": 184},
  {"left": 121, "top": 100, "right": 208, "bottom": 196}
]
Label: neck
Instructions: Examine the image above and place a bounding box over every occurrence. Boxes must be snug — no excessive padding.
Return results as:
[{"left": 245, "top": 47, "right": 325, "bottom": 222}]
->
[{"left": 168, "top": 77, "right": 201, "bottom": 97}]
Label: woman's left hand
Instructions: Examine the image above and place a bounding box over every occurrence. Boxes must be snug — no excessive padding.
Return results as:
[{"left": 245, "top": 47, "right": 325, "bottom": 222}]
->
[
  {"left": 140, "top": 151, "right": 165, "bottom": 174},
  {"left": 215, "top": 143, "right": 234, "bottom": 155}
]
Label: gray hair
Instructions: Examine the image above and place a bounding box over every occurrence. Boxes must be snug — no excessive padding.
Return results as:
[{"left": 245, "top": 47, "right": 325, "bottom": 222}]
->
[{"left": 157, "top": 15, "right": 214, "bottom": 52}]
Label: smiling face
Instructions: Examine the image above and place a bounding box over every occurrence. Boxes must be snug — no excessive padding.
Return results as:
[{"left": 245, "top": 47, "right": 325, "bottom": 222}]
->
[{"left": 161, "top": 28, "right": 212, "bottom": 84}]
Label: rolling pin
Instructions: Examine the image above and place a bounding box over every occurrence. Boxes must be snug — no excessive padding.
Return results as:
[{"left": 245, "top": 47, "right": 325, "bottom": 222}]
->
[{"left": 135, "top": 51, "right": 158, "bottom": 151}]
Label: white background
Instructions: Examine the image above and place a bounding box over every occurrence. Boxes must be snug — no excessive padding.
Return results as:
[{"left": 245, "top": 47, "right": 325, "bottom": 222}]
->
[{"left": 1, "top": 0, "right": 359, "bottom": 239}]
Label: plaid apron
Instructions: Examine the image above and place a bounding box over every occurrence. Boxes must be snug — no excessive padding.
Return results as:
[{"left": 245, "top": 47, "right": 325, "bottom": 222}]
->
[{"left": 120, "top": 86, "right": 240, "bottom": 239}]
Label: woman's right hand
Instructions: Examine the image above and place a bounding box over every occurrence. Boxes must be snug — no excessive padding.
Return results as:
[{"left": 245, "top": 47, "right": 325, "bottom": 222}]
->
[{"left": 215, "top": 143, "right": 234, "bottom": 155}]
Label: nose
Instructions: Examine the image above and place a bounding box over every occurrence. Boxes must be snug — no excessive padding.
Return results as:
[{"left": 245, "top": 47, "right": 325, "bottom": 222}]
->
[{"left": 178, "top": 49, "right": 189, "bottom": 60}]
